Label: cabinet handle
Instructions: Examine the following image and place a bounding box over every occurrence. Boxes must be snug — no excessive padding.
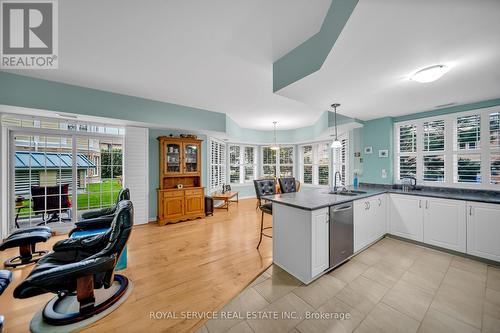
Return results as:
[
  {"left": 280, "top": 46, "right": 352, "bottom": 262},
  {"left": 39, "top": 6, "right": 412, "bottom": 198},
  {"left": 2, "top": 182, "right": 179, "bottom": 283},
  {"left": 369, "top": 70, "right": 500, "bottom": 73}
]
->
[
  {"left": 367, "top": 202, "right": 371, "bottom": 210},
  {"left": 419, "top": 200, "right": 422, "bottom": 208},
  {"left": 364, "top": 202, "right": 369, "bottom": 210},
  {"left": 469, "top": 206, "right": 473, "bottom": 216},
  {"left": 378, "top": 198, "right": 382, "bottom": 207},
  {"left": 425, "top": 200, "right": 429, "bottom": 209}
]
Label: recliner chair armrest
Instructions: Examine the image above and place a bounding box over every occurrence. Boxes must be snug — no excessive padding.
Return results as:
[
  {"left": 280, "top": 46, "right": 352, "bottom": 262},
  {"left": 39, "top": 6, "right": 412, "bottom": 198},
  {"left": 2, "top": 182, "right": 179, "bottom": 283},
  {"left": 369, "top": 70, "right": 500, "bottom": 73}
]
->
[
  {"left": 53, "top": 233, "right": 107, "bottom": 253},
  {"left": 74, "top": 216, "right": 114, "bottom": 229},
  {"left": 81, "top": 207, "right": 115, "bottom": 220},
  {"left": 14, "top": 255, "right": 116, "bottom": 299}
]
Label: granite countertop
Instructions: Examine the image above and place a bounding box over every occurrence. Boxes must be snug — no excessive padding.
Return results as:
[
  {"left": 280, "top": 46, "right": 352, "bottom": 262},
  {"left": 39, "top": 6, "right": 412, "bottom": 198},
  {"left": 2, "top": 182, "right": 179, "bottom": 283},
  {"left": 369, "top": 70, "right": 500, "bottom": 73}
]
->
[
  {"left": 263, "top": 184, "right": 500, "bottom": 211},
  {"left": 263, "top": 188, "right": 385, "bottom": 211}
]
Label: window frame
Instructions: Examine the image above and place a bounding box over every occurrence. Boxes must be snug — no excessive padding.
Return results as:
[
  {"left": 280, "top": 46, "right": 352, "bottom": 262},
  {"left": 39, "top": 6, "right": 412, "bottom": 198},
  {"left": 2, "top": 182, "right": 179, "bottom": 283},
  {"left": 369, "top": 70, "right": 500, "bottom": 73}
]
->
[
  {"left": 228, "top": 144, "right": 257, "bottom": 184},
  {"left": 394, "top": 106, "right": 500, "bottom": 189}
]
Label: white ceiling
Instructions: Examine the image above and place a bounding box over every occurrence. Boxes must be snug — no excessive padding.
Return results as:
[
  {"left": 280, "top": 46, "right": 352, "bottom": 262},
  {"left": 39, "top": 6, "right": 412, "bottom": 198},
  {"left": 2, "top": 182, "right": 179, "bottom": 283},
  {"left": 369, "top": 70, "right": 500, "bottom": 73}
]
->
[
  {"left": 6, "top": 0, "right": 331, "bottom": 130},
  {"left": 278, "top": 0, "right": 500, "bottom": 120},
  {"left": 7, "top": 0, "right": 500, "bottom": 129}
]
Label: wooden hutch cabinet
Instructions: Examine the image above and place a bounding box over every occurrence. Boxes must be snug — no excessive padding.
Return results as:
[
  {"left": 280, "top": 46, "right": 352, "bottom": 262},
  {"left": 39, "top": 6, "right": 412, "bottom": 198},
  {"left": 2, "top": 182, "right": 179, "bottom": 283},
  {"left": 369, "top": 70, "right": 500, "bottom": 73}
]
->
[{"left": 157, "top": 136, "right": 205, "bottom": 225}]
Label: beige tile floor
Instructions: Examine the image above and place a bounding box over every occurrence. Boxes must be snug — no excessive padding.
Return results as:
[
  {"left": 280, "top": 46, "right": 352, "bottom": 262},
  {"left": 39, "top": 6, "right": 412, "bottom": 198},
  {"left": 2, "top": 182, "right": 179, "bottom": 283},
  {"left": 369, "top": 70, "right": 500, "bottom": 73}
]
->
[{"left": 198, "top": 237, "right": 500, "bottom": 333}]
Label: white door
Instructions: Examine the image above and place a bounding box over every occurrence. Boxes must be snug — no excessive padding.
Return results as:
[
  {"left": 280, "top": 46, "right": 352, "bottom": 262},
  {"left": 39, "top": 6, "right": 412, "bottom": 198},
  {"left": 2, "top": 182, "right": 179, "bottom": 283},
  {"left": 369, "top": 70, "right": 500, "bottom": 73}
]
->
[
  {"left": 467, "top": 202, "right": 500, "bottom": 261},
  {"left": 311, "top": 208, "right": 329, "bottom": 277},
  {"left": 423, "top": 198, "right": 466, "bottom": 252},
  {"left": 389, "top": 194, "right": 424, "bottom": 241}
]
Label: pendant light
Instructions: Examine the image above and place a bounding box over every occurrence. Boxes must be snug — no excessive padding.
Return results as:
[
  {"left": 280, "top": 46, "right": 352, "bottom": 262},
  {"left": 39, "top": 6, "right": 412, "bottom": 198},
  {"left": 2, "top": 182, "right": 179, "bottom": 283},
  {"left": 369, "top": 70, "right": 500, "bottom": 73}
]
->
[
  {"left": 270, "top": 121, "right": 280, "bottom": 150},
  {"left": 331, "top": 103, "right": 342, "bottom": 148}
]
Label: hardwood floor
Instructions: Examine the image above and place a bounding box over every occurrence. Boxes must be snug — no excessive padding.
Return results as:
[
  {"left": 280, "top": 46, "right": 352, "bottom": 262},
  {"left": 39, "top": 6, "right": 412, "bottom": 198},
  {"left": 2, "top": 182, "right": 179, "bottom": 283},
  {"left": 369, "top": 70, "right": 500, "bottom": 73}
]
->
[{"left": 0, "top": 198, "right": 273, "bottom": 333}]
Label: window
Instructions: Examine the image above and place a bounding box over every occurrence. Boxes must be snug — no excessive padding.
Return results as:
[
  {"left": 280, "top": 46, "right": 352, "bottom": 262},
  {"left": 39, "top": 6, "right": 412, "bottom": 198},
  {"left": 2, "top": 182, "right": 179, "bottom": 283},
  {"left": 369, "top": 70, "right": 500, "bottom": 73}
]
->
[
  {"left": 302, "top": 145, "right": 313, "bottom": 184},
  {"left": 209, "top": 139, "right": 226, "bottom": 190},
  {"left": 299, "top": 141, "right": 336, "bottom": 186},
  {"left": 279, "top": 147, "right": 294, "bottom": 177},
  {"left": 228, "top": 144, "right": 256, "bottom": 184},
  {"left": 261, "top": 146, "right": 294, "bottom": 178},
  {"left": 395, "top": 107, "right": 500, "bottom": 188},
  {"left": 262, "top": 147, "right": 277, "bottom": 177}
]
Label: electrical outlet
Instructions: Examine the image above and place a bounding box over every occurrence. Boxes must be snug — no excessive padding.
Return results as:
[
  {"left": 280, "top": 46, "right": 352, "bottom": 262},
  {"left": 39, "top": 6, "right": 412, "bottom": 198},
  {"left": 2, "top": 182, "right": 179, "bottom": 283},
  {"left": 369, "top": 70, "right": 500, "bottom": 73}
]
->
[{"left": 381, "top": 169, "right": 387, "bottom": 178}]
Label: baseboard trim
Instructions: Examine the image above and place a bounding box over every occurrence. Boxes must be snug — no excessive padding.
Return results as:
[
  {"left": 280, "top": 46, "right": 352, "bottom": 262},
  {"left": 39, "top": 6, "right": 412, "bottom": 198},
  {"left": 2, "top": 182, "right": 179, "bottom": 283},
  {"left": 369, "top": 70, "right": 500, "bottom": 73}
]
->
[{"left": 385, "top": 233, "right": 500, "bottom": 268}]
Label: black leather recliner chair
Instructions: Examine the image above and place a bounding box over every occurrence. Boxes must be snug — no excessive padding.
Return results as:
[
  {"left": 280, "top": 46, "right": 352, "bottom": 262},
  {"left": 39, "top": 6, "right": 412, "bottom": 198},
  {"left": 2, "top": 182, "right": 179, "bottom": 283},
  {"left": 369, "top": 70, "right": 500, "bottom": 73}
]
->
[
  {"left": 14, "top": 200, "right": 134, "bottom": 326},
  {"left": 69, "top": 188, "right": 130, "bottom": 236}
]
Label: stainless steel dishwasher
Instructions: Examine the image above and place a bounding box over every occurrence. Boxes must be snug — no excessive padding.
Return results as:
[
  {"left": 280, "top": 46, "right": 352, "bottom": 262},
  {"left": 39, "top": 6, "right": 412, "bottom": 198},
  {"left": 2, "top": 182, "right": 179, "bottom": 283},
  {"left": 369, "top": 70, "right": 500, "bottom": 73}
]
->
[{"left": 329, "top": 203, "right": 353, "bottom": 269}]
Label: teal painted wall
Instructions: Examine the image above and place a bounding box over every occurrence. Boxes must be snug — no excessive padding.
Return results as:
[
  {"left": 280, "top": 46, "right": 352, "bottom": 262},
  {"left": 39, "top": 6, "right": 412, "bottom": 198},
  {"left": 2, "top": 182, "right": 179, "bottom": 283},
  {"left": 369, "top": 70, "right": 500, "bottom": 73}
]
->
[
  {"left": 0, "top": 72, "right": 227, "bottom": 132},
  {"left": 360, "top": 117, "right": 394, "bottom": 185},
  {"left": 148, "top": 129, "right": 208, "bottom": 220},
  {"left": 273, "top": 0, "right": 359, "bottom": 92}
]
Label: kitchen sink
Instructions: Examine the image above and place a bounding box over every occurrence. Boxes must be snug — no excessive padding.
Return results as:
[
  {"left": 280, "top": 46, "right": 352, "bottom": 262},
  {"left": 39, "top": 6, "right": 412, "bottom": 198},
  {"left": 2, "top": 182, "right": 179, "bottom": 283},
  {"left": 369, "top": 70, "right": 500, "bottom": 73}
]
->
[{"left": 329, "top": 190, "right": 367, "bottom": 196}]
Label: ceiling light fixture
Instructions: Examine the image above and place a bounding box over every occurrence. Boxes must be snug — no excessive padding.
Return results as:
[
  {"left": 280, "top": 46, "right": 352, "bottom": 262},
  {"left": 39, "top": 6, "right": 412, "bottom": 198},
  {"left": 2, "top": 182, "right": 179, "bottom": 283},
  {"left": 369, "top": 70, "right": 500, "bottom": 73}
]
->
[
  {"left": 410, "top": 65, "right": 450, "bottom": 83},
  {"left": 331, "top": 103, "right": 342, "bottom": 149},
  {"left": 270, "top": 121, "right": 280, "bottom": 150}
]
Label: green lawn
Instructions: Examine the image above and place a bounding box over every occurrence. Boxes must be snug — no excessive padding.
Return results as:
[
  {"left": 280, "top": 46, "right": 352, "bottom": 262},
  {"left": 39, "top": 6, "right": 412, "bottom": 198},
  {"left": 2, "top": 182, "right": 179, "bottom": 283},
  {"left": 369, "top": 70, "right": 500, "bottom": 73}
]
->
[
  {"left": 18, "top": 179, "right": 122, "bottom": 217},
  {"left": 77, "top": 179, "right": 122, "bottom": 210}
]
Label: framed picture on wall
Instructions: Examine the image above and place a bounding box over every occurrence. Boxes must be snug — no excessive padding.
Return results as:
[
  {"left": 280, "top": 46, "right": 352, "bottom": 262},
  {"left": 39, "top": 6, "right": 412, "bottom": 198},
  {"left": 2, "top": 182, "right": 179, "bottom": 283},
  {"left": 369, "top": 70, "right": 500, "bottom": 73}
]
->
[
  {"left": 364, "top": 146, "right": 373, "bottom": 154},
  {"left": 379, "top": 149, "right": 389, "bottom": 158}
]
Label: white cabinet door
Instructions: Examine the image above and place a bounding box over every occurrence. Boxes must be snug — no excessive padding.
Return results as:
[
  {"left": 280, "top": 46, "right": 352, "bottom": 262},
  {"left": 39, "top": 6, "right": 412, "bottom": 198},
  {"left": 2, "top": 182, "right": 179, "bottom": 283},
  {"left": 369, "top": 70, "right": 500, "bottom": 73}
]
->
[
  {"left": 390, "top": 194, "right": 424, "bottom": 241},
  {"left": 354, "top": 199, "right": 369, "bottom": 252},
  {"left": 354, "top": 194, "right": 387, "bottom": 252},
  {"left": 311, "top": 208, "right": 329, "bottom": 277},
  {"left": 467, "top": 202, "right": 500, "bottom": 261},
  {"left": 423, "top": 198, "right": 466, "bottom": 252},
  {"left": 370, "top": 195, "right": 387, "bottom": 240}
]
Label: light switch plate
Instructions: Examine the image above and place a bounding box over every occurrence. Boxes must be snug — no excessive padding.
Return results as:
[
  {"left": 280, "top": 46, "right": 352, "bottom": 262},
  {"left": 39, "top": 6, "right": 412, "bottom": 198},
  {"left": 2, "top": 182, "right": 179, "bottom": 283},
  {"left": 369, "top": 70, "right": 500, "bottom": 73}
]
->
[{"left": 381, "top": 169, "right": 387, "bottom": 178}]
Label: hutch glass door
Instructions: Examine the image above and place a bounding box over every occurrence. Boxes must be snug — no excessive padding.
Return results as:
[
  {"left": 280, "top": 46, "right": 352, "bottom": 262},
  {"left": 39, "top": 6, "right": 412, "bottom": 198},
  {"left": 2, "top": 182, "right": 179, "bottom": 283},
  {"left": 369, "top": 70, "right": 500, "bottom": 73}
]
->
[
  {"left": 184, "top": 143, "right": 199, "bottom": 173},
  {"left": 165, "top": 143, "right": 181, "bottom": 174}
]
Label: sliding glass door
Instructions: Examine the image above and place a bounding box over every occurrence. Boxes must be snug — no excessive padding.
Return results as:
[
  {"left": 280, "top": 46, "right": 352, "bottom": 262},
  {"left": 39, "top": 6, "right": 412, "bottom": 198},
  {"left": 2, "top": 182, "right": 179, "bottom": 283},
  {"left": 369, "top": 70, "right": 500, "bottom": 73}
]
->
[{"left": 10, "top": 130, "right": 123, "bottom": 232}]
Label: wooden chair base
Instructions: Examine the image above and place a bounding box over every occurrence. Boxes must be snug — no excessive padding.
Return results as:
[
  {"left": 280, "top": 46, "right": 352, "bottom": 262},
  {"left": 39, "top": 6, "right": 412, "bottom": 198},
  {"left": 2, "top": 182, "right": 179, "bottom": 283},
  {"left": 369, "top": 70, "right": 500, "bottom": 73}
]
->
[
  {"left": 42, "top": 274, "right": 129, "bottom": 326},
  {"left": 4, "top": 244, "right": 48, "bottom": 268}
]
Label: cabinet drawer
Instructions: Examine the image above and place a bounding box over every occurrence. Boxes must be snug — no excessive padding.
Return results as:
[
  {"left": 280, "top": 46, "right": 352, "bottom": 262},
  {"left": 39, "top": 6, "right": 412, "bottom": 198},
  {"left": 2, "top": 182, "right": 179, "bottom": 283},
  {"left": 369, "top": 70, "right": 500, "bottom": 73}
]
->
[
  {"left": 163, "top": 190, "right": 184, "bottom": 198},
  {"left": 185, "top": 189, "right": 203, "bottom": 196}
]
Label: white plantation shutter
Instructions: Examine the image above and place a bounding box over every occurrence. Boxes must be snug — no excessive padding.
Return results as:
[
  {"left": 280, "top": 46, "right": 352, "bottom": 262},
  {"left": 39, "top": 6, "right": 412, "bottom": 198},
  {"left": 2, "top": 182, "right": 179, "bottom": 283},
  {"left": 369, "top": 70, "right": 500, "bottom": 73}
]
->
[
  {"left": 209, "top": 139, "right": 226, "bottom": 190},
  {"left": 454, "top": 114, "right": 481, "bottom": 184},
  {"left": 456, "top": 114, "right": 481, "bottom": 150},
  {"left": 318, "top": 142, "right": 330, "bottom": 185},
  {"left": 490, "top": 113, "right": 500, "bottom": 184},
  {"left": 397, "top": 123, "right": 417, "bottom": 179},
  {"left": 399, "top": 124, "right": 417, "bottom": 153},
  {"left": 124, "top": 127, "right": 149, "bottom": 224},
  {"left": 423, "top": 120, "right": 445, "bottom": 182},
  {"left": 332, "top": 137, "right": 348, "bottom": 186},
  {"left": 395, "top": 106, "right": 500, "bottom": 189}
]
